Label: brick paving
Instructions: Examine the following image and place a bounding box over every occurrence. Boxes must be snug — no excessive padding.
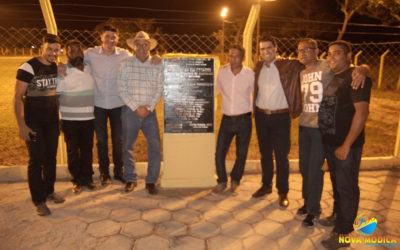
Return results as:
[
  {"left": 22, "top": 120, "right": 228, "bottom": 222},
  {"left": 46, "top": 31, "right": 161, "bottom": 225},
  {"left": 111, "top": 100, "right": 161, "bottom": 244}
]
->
[{"left": 0, "top": 169, "right": 399, "bottom": 249}]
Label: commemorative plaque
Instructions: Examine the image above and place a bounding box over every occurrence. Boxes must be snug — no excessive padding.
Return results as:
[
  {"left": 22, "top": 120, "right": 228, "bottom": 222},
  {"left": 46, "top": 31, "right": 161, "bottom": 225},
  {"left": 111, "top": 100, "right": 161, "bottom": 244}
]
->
[
  {"left": 161, "top": 55, "right": 218, "bottom": 188},
  {"left": 164, "top": 58, "right": 214, "bottom": 133}
]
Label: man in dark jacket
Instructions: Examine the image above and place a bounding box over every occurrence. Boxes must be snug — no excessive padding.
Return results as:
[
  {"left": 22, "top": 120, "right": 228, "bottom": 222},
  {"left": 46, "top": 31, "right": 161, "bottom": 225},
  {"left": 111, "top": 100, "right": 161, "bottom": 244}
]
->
[{"left": 252, "top": 36, "right": 304, "bottom": 210}]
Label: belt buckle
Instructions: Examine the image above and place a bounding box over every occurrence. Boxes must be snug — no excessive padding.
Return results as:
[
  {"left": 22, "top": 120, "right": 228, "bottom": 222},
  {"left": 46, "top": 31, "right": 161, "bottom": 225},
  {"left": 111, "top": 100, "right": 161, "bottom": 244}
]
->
[{"left": 265, "top": 109, "right": 272, "bottom": 115}]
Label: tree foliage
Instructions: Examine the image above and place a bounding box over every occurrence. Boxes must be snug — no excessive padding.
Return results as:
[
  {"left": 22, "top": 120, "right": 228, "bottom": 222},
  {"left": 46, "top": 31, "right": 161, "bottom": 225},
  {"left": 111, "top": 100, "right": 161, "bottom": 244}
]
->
[{"left": 359, "top": 0, "right": 400, "bottom": 24}]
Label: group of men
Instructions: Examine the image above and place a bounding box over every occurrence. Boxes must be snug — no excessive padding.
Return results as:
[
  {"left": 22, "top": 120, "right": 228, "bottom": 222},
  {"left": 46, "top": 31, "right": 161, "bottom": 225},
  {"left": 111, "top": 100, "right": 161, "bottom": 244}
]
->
[
  {"left": 14, "top": 26, "right": 164, "bottom": 217},
  {"left": 214, "top": 37, "right": 371, "bottom": 249},
  {"left": 14, "top": 25, "right": 371, "bottom": 249}
]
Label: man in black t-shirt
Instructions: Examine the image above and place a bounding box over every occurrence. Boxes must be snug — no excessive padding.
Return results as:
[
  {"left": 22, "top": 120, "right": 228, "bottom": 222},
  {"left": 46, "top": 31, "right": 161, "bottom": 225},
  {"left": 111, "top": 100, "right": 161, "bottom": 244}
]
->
[
  {"left": 318, "top": 40, "right": 372, "bottom": 249},
  {"left": 14, "top": 34, "right": 65, "bottom": 216}
]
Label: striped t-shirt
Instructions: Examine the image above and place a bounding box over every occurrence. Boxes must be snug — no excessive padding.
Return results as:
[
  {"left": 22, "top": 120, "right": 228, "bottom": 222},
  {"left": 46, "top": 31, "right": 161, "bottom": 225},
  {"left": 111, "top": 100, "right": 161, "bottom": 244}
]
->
[{"left": 56, "top": 65, "right": 95, "bottom": 120}]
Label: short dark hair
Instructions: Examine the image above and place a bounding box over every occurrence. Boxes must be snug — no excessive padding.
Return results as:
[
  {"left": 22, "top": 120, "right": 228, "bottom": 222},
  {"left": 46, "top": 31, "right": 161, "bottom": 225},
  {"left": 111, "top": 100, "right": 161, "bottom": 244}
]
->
[
  {"left": 329, "top": 40, "right": 352, "bottom": 54},
  {"left": 298, "top": 38, "right": 318, "bottom": 49},
  {"left": 102, "top": 25, "right": 119, "bottom": 34},
  {"left": 230, "top": 44, "right": 245, "bottom": 58},
  {"left": 259, "top": 36, "right": 277, "bottom": 48},
  {"left": 42, "top": 33, "right": 61, "bottom": 45},
  {"left": 65, "top": 39, "right": 84, "bottom": 51}
]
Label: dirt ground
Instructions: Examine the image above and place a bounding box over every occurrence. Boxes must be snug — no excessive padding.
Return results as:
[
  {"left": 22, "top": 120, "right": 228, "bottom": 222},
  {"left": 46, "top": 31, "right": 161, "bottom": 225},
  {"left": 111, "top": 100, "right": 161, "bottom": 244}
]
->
[{"left": 1, "top": 57, "right": 399, "bottom": 166}]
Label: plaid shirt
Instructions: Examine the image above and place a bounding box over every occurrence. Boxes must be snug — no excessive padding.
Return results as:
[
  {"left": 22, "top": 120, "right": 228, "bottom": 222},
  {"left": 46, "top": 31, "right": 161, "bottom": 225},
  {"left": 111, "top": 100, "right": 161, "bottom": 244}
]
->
[{"left": 118, "top": 56, "right": 164, "bottom": 111}]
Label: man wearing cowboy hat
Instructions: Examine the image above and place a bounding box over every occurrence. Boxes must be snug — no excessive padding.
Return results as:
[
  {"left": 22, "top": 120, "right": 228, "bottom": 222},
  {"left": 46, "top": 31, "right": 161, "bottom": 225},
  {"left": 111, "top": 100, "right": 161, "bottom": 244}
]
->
[{"left": 118, "top": 31, "right": 164, "bottom": 194}]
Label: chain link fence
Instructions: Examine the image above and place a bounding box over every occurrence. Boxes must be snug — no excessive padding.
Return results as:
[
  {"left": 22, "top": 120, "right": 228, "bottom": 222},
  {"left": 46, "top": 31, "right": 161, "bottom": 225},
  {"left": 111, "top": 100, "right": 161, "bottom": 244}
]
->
[{"left": 1, "top": 26, "right": 399, "bottom": 90}]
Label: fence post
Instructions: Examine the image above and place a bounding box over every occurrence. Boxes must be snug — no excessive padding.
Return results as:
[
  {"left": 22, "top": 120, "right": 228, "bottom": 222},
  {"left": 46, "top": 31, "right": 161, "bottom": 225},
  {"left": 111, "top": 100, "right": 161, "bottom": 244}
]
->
[
  {"left": 354, "top": 50, "right": 363, "bottom": 65},
  {"left": 395, "top": 113, "right": 400, "bottom": 157},
  {"left": 378, "top": 49, "right": 390, "bottom": 89},
  {"left": 397, "top": 74, "right": 400, "bottom": 91}
]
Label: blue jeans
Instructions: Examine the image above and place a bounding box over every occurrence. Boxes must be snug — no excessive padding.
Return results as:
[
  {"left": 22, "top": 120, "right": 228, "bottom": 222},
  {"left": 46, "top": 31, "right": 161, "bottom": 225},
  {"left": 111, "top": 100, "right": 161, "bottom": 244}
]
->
[
  {"left": 215, "top": 113, "right": 252, "bottom": 184},
  {"left": 94, "top": 106, "right": 123, "bottom": 177},
  {"left": 121, "top": 106, "right": 161, "bottom": 184},
  {"left": 255, "top": 110, "right": 291, "bottom": 195},
  {"left": 325, "top": 144, "right": 362, "bottom": 234},
  {"left": 299, "top": 126, "right": 325, "bottom": 216},
  {"left": 26, "top": 122, "right": 59, "bottom": 205}
]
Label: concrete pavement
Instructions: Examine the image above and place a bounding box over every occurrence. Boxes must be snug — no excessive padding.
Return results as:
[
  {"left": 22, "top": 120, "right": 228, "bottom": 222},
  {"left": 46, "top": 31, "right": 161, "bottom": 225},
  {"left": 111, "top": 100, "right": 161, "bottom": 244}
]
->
[{"left": 0, "top": 169, "right": 399, "bottom": 249}]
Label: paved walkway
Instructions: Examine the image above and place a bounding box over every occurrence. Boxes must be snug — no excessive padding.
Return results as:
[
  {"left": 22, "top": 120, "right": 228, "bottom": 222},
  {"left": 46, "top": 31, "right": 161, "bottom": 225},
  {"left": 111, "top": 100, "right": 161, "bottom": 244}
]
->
[{"left": 0, "top": 169, "right": 399, "bottom": 250}]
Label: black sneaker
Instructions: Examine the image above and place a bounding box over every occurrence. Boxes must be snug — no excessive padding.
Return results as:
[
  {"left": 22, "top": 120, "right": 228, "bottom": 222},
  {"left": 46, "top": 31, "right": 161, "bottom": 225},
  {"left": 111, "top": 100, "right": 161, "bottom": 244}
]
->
[
  {"left": 146, "top": 183, "right": 158, "bottom": 195},
  {"left": 297, "top": 204, "right": 308, "bottom": 216},
  {"left": 72, "top": 183, "right": 82, "bottom": 194},
  {"left": 100, "top": 174, "right": 111, "bottom": 186},
  {"left": 47, "top": 193, "right": 65, "bottom": 203},
  {"left": 320, "top": 212, "right": 337, "bottom": 227},
  {"left": 321, "top": 231, "right": 350, "bottom": 249},
  {"left": 302, "top": 214, "right": 319, "bottom": 228},
  {"left": 36, "top": 202, "right": 51, "bottom": 216}
]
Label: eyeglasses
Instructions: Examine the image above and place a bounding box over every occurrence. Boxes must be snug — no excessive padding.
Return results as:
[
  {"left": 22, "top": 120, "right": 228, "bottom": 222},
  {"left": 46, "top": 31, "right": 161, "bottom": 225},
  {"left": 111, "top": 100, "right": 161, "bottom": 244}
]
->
[{"left": 297, "top": 47, "right": 316, "bottom": 53}]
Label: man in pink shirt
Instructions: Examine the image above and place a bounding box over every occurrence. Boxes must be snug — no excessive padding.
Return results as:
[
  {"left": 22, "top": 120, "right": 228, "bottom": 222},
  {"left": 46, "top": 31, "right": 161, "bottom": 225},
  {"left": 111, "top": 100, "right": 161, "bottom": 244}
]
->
[{"left": 213, "top": 45, "right": 255, "bottom": 194}]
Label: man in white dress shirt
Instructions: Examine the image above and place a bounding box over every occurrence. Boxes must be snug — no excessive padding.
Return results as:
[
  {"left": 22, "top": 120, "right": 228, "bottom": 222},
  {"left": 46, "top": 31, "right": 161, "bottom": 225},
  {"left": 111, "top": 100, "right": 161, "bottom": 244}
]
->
[{"left": 213, "top": 45, "right": 255, "bottom": 194}]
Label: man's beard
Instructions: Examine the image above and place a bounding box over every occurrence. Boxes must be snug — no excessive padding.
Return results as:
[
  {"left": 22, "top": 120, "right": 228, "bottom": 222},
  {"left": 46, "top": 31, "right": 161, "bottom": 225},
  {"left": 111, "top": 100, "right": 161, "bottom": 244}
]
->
[{"left": 69, "top": 56, "right": 84, "bottom": 69}]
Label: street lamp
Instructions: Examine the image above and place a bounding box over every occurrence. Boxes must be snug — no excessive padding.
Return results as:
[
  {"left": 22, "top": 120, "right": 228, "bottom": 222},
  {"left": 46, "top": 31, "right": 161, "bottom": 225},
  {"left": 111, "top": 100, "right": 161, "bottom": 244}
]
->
[{"left": 220, "top": 7, "right": 228, "bottom": 60}]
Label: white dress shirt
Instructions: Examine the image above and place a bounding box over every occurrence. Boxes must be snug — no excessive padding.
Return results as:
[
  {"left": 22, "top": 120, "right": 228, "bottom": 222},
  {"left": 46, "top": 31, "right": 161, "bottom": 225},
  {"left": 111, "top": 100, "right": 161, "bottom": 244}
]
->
[
  {"left": 217, "top": 64, "right": 254, "bottom": 116},
  {"left": 84, "top": 46, "right": 132, "bottom": 109},
  {"left": 256, "top": 61, "right": 289, "bottom": 110}
]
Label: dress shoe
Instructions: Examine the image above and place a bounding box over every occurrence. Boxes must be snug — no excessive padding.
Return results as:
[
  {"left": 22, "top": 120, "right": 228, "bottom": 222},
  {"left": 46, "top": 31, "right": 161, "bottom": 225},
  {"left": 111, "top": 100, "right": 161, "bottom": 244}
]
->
[
  {"left": 114, "top": 173, "right": 126, "bottom": 184},
  {"left": 47, "top": 192, "right": 65, "bottom": 203},
  {"left": 252, "top": 186, "right": 272, "bottom": 198},
  {"left": 85, "top": 182, "right": 98, "bottom": 190},
  {"left": 321, "top": 231, "right": 350, "bottom": 249},
  {"left": 100, "top": 174, "right": 111, "bottom": 186},
  {"left": 146, "top": 183, "right": 158, "bottom": 195},
  {"left": 72, "top": 183, "right": 82, "bottom": 194},
  {"left": 279, "top": 194, "right": 289, "bottom": 209},
  {"left": 297, "top": 204, "right": 308, "bottom": 216},
  {"left": 124, "top": 182, "right": 137, "bottom": 193},
  {"left": 302, "top": 214, "right": 319, "bottom": 228},
  {"left": 36, "top": 202, "right": 51, "bottom": 216},
  {"left": 212, "top": 183, "right": 227, "bottom": 193},
  {"left": 319, "top": 212, "right": 337, "bottom": 227}
]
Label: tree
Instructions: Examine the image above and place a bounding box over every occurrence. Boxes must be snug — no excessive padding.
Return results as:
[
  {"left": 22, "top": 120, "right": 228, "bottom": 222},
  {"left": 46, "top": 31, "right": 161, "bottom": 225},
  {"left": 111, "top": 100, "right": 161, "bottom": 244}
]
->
[
  {"left": 359, "top": 0, "right": 400, "bottom": 24},
  {"left": 336, "top": 0, "right": 369, "bottom": 40}
]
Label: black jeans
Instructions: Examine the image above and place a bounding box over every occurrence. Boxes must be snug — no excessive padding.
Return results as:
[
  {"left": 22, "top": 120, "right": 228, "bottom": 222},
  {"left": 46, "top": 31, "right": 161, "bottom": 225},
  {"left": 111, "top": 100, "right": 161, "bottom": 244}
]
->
[
  {"left": 299, "top": 126, "right": 325, "bottom": 216},
  {"left": 325, "top": 144, "right": 363, "bottom": 234},
  {"left": 255, "top": 110, "right": 291, "bottom": 195},
  {"left": 215, "top": 113, "right": 252, "bottom": 184},
  {"left": 26, "top": 122, "right": 59, "bottom": 205},
  {"left": 62, "top": 120, "right": 94, "bottom": 185},
  {"left": 94, "top": 106, "right": 123, "bottom": 177}
]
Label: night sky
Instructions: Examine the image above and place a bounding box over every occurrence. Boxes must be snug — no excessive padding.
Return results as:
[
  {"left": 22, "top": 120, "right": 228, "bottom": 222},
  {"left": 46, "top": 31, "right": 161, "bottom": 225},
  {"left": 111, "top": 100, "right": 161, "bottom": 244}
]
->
[{"left": 0, "top": 0, "right": 399, "bottom": 42}]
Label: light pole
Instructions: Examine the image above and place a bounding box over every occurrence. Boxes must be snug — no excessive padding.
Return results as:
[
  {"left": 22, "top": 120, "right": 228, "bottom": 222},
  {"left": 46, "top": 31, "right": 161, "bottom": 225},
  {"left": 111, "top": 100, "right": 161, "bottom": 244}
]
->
[
  {"left": 243, "top": 0, "right": 276, "bottom": 68},
  {"left": 220, "top": 7, "right": 228, "bottom": 61}
]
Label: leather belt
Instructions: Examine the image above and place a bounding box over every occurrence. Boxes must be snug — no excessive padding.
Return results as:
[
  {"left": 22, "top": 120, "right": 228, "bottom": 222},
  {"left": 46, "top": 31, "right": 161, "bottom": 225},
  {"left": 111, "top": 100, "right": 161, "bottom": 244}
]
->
[
  {"left": 224, "top": 112, "right": 252, "bottom": 119},
  {"left": 256, "top": 107, "right": 289, "bottom": 115}
]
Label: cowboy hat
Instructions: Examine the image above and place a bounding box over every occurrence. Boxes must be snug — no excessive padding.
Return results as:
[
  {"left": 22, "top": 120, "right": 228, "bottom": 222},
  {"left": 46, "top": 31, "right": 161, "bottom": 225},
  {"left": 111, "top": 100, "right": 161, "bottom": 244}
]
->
[{"left": 126, "top": 31, "right": 157, "bottom": 50}]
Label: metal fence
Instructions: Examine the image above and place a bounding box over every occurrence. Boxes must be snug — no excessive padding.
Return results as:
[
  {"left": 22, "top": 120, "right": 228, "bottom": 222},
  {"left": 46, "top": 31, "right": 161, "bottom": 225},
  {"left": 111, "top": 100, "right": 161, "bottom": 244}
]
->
[{"left": 1, "top": 26, "right": 400, "bottom": 89}]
